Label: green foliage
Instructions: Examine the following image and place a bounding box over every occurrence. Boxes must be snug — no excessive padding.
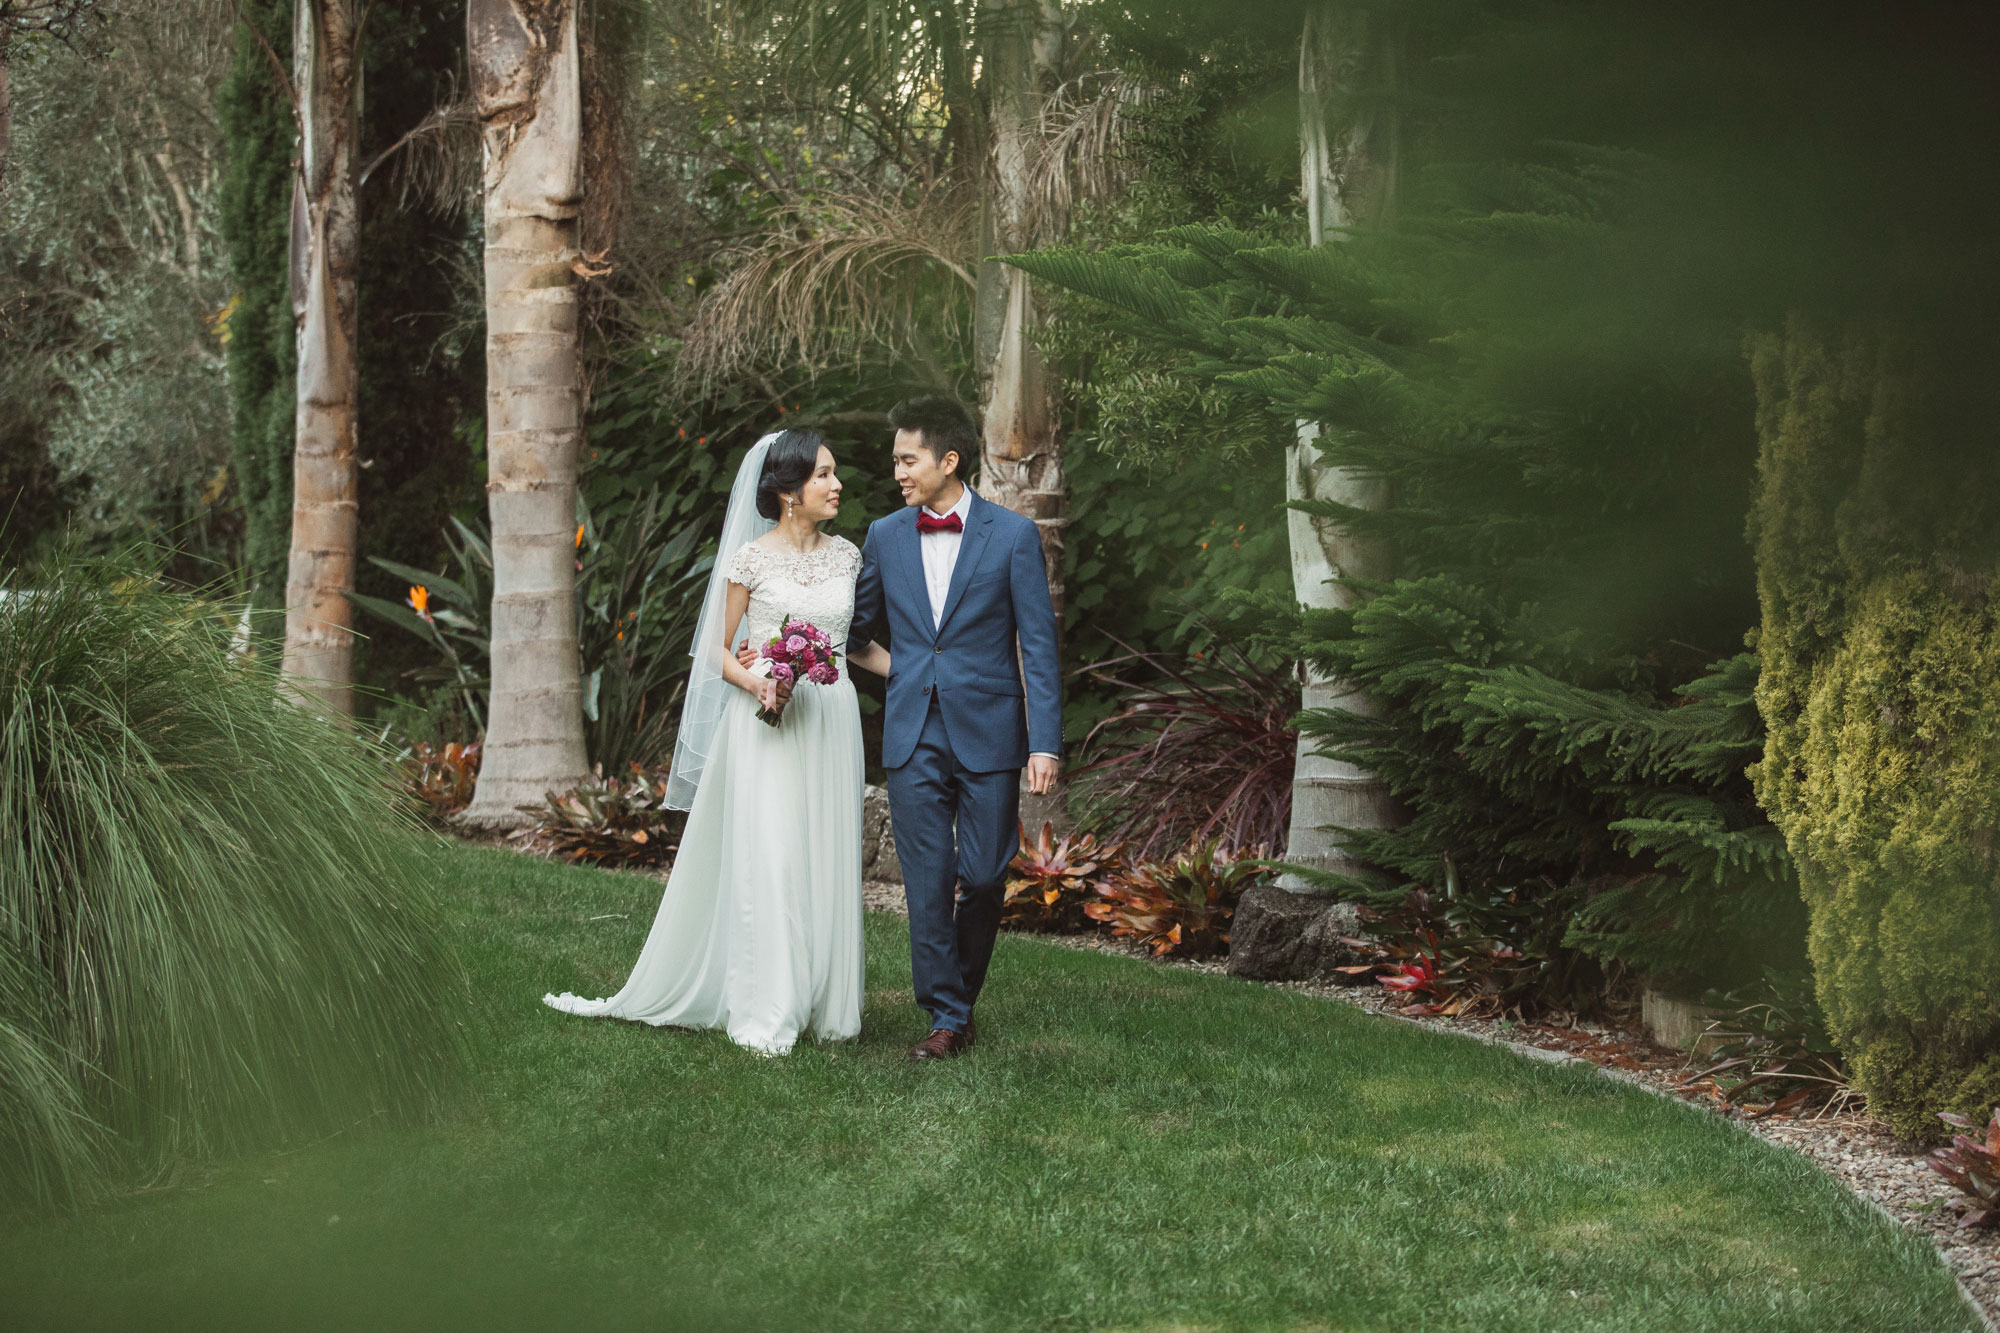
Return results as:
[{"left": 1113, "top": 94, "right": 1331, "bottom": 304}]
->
[
  {"left": 350, "top": 0, "right": 481, "bottom": 705},
  {"left": 1747, "top": 318, "right": 2000, "bottom": 1143},
  {"left": 1692, "top": 969, "right": 1849, "bottom": 1115},
  {"left": 1016, "top": 140, "right": 1785, "bottom": 1006},
  {"left": 215, "top": 0, "right": 294, "bottom": 608},
  {"left": 354, "top": 489, "right": 709, "bottom": 773},
  {"left": 0, "top": 554, "right": 468, "bottom": 1208},
  {"left": 1, "top": 1, "right": 236, "bottom": 575}
]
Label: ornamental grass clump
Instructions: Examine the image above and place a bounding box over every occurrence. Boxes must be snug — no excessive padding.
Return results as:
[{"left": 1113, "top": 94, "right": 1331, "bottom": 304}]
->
[{"left": 0, "top": 558, "right": 469, "bottom": 1209}]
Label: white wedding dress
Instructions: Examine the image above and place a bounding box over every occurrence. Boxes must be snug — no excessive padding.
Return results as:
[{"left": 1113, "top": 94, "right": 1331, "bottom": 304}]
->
[{"left": 542, "top": 535, "right": 866, "bottom": 1055}]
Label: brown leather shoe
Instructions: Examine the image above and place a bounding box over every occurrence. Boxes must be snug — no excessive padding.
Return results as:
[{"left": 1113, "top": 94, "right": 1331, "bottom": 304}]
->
[{"left": 908, "top": 1027, "right": 969, "bottom": 1061}]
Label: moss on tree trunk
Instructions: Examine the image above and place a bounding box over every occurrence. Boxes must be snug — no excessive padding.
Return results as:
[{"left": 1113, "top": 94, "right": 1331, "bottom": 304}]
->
[{"left": 1748, "top": 315, "right": 2000, "bottom": 1144}]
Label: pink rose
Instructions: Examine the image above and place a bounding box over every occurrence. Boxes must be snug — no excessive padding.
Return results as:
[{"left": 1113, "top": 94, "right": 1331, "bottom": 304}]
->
[
  {"left": 785, "top": 634, "right": 808, "bottom": 654},
  {"left": 807, "top": 662, "right": 837, "bottom": 685},
  {"left": 771, "top": 662, "right": 795, "bottom": 684}
]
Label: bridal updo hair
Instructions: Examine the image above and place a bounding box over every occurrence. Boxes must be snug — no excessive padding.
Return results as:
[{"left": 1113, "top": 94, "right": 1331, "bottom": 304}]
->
[{"left": 755, "top": 430, "right": 829, "bottom": 521}]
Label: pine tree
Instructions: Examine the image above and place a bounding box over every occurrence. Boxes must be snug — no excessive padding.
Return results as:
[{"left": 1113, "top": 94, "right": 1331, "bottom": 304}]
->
[{"left": 1011, "top": 142, "right": 1787, "bottom": 1002}]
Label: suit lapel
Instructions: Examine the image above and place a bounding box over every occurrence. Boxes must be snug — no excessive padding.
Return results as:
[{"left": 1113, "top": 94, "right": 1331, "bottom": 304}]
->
[
  {"left": 892, "top": 513, "right": 935, "bottom": 643},
  {"left": 936, "top": 493, "right": 996, "bottom": 634}
]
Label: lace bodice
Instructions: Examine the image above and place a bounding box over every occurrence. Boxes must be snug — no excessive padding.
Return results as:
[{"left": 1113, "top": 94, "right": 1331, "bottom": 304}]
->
[{"left": 725, "top": 535, "right": 861, "bottom": 650}]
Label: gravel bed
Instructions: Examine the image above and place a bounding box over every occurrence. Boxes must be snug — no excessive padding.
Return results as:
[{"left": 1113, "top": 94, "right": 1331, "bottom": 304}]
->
[{"left": 852, "top": 886, "right": 2000, "bottom": 1329}]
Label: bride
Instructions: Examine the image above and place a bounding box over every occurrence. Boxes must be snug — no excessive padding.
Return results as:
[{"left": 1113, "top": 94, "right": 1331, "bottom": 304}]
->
[{"left": 543, "top": 430, "right": 889, "bottom": 1055}]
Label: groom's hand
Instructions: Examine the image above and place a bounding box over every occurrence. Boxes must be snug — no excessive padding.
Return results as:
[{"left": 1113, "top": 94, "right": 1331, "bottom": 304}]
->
[{"left": 1025, "top": 754, "right": 1059, "bottom": 796}]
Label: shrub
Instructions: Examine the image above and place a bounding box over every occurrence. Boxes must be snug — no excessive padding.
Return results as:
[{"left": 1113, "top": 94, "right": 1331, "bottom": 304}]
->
[
  {"left": 1003, "top": 822, "right": 1123, "bottom": 933},
  {"left": 1085, "top": 837, "right": 1265, "bottom": 959},
  {"left": 1748, "top": 320, "right": 2000, "bottom": 1143},
  {"left": 0, "top": 556, "right": 468, "bottom": 1207},
  {"left": 1068, "top": 628, "right": 1297, "bottom": 861}
]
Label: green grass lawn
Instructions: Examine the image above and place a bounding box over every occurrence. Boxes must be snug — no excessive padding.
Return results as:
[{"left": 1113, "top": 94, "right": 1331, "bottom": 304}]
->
[{"left": 0, "top": 846, "right": 1976, "bottom": 1332}]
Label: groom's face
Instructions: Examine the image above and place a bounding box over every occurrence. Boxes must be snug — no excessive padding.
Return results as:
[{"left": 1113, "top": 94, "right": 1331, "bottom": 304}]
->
[{"left": 892, "top": 429, "right": 959, "bottom": 511}]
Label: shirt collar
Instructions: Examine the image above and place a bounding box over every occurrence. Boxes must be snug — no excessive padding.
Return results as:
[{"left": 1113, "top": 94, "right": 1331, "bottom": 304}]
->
[{"left": 925, "top": 485, "right": 974, "bottom": 524}]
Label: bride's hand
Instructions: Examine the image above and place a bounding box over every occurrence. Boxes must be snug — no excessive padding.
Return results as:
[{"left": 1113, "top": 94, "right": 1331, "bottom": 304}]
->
[{"left": 754, "top": 676, "right": 782, "bottom": 714}]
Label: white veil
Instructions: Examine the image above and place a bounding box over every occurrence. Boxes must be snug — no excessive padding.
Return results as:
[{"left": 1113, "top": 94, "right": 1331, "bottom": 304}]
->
[{"left": 662, "top": 432, "right": 779, "bottom": 809}]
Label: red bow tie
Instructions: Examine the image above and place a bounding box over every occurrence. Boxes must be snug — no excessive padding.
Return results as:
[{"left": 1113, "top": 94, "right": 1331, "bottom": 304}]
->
[{"left": 916, "top": 510, "right": 963, "bottom": 534}]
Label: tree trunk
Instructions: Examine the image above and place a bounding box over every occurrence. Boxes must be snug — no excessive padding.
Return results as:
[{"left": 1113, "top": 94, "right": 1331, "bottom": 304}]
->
[
  {"left": 280, "top": 0, "right": 362, "bottom": 716},
  {"left": 1277, "top": 4, "right": 1402, "bottom": 890},
  {"left": 976, "top": 0, "right": 1065, "bottom": 621},
  {"left": 460, "top": 0, "right": 589, "bottom": 825}
]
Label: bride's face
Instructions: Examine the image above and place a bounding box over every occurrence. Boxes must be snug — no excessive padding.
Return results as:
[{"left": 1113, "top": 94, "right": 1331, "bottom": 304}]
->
[{"left": 789, "top": 445, "right": 842, "bottom": 523}]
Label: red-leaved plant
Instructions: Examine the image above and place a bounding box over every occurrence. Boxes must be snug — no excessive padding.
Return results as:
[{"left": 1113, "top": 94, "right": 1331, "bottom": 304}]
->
[
  {"left": 1068, "top": 631, "right": 1297, "bottom": 862},
  {"left": 1929, "top": 1108, "right": 2000, "bottom": 1228},
  {"left": 401, "top": 740, "right": 481, "bottom": 823},
  {"left": 1085, "top": 836, "right": 1266, "bottom": 958},
  {"left": 1003, "top": 822, "right": 1124, "bottom": 933}
]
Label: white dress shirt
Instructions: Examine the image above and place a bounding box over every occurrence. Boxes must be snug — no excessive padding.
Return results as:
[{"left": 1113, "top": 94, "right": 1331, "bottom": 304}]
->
[
  {"left": 918, "top": 485, "right": 974, "bottom": 629},
  {"left": 921, "top": 485, "right": 1056, "bottom": 763}
]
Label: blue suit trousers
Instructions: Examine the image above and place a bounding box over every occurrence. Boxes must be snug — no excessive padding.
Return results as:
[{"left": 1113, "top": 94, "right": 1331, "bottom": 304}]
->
[{"left": 885, "top": 699, "right": 1020, "bottom": 1033}]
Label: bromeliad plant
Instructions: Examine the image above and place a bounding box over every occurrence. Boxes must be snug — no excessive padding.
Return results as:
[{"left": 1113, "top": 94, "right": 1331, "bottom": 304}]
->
[
  {"left": 1929, "top": 1108, "right": 2000, "bottom": 1229},
  {"left": 511, "top": 766, "right": 680, "bottom": 870},
  {"left": 1003, "top": 822, "right": 1125, "bottom": 933},
  {"left": 400, "top": 740, "right": 482, "bottom": 824},
  {"left": 1085, "top": 837, "right": 1266, "bottom": 959},
  {"left": 1336, "top": 880, "right": 1596, "bottom": 1021}
]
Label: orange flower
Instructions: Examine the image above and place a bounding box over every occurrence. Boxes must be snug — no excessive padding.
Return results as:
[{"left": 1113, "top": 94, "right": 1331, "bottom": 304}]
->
[
  {"left": 407, "top": 585, "right": 432, "bottom": 623},
  {"left": 575, "top": 523, "right": 586, "bottom": 548}
]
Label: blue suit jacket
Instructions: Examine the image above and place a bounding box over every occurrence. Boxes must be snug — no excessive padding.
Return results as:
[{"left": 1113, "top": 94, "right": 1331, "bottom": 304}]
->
[{"left": 851, "top": 492, "right": 1063, "bottom": 773}]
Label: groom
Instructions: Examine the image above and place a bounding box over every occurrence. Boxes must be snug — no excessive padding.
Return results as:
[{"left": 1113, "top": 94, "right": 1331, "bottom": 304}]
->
[{"left": 852, "top": 396, "right": 1063, "bottom": 1060}]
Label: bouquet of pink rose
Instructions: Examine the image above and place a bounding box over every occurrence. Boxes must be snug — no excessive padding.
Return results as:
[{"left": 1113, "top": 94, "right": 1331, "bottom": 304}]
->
[{"left": 751, "top": 615, "right": 841, "bottom": 726}]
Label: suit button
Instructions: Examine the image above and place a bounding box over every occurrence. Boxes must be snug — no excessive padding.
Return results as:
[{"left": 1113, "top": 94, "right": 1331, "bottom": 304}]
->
[
  {"left": 922, "top": 685, "right": 931, "bottom": 695},
  {"left": 934, "top": 646, "right": 942, "bottom": 654}
]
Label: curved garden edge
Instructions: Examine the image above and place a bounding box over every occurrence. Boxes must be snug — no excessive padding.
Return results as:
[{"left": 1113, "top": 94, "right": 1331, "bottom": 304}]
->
[{"left": 859, "top": 879, "right": 2000, "bottom": 1333}]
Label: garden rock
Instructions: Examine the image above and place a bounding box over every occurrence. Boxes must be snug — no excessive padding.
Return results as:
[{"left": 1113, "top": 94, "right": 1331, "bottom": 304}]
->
[
  {"left": 862, "top": 784, "right": 902, "bottom": 884},
  {"left": 1225, "top": 883, "right": 1361, "bottom": 982}
]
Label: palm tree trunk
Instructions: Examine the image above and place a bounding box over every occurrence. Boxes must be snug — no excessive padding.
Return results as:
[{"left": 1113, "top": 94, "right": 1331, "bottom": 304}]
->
[
  {"left": 280, "top": 0, "right": 361, "bottom": 716},
  {"left": 976, "top": 0, "right": 1066, "bottom": 621},
  {"left": 460, "top": 0, "right": 589, "bottom": 824},
  {"left": 1277, "top": 4, "right": 1402, "bottom": 889}
]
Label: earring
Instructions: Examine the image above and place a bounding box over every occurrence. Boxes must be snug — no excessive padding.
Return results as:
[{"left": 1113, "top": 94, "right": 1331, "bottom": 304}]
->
[{"left": 785, "top": 498, "right": 795, "bottom": 518}]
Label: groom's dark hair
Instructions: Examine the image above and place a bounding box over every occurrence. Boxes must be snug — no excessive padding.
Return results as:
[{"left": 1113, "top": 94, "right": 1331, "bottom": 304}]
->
[{"left": 889, "top": 396, "right": 978, "bottom": 475}]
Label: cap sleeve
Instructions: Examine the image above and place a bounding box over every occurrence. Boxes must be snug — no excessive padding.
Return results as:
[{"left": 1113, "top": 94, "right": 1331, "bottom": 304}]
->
[{"left": 723, "top": 541, "right": 762, "bottom": 590}]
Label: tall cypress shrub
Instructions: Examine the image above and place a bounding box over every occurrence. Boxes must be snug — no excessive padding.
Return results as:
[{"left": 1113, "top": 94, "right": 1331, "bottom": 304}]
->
[
  {"left": 1747, "top": 318, "right": 2000, "bottom": 1142},
  {"left": 215, "top": 0, "right": 293, "bottom": 614},
  {"left": 352, "top": 0, "right": 479, "bottom": 703}
]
